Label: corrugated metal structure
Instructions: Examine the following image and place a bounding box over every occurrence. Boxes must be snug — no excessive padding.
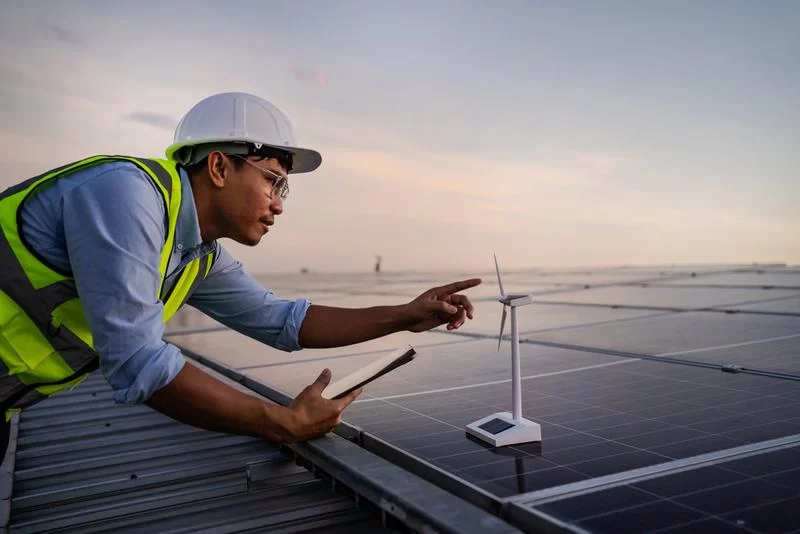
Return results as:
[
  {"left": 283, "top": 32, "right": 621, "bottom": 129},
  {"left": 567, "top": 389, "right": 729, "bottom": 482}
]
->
[
  {"left": 6, "top": 362, "right": 522, "bottom": 534},
  {"left": 7, "top": 371, "right": 391, "bottom": 533}
]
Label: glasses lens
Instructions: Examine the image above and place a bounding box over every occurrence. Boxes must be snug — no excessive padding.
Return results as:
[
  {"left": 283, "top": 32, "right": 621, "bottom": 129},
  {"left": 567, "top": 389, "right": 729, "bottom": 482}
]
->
[
  {"left": 232, "top": 155, "right": 289, "bottom": 200},
  {"left": 273, "top": 177, "right": 289, "bottom": 200}
]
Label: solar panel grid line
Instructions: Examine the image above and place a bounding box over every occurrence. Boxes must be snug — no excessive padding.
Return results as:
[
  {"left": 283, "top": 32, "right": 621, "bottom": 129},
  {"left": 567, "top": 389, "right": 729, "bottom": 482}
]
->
[
  {"left": 535, "top": 291, "right": 800, "bottom": 316},
  {"left": 568, "top": 492, "right": 760, "bottom": 534},
  {"left": 608, "top": 358, "right": 797, "bottom": 391},
  {"left": 721, "top": 308, "right": 800, "bottom": 318},
  {"left": 233, "top": 338, "right": 477, "bottom": 372},
  {"left": 533, "top": 300, "right": 688, "bottom": 313},
  {"left": 536, "top": 478, "right": 800, "bottom": 531},
  {"left": 524, "top": 318, "right": 798, "bottom": 378},
  {"left": 563, "top": 371, "right": 778, "bottom": 408},
  {"left": 510, "top": 268, "right": 744, "bottom": 296},
  {"left": 522, "top": 338, "right": 800, "bottom": 381},
  {"left": 376, "top": 398, "right": 464, "bottom": 430},
  {"left": 739, "top": 379, "right": 800, "bottom": 396},
  {"left": 647, "top": 284, "right": 800, "bottom": 290},
  {"left": 467, "top": 462, "right": 593, "bottom": 491},
  {"left": 510, "top": 434, "right": 800, "bottom": 506},
  {"left": 517, "top": 310, "right": 676, "bottom": 337},
  {"left": 521, "top": 339, "right": 724, "bottom": 371},
  {"left": 353, "top": 359, "right": 640, "bottom": 404},
  {"left": 670, "top": 473, "right": 799, "bottom": 516},
  {"left": 656, "top": 332, "right": 800, "bottom": 357},
  {"left": 570, "top": 367, "right": 799, "bottom": 416},
  {"left": 571, "top": 456, "right": 800, "bottom": 533},
  {"left": 506, "top": 504, "right": 596, "bottom": 534},
  {"left": 656, "top": 499, "right": 800, "bottom": 534}
]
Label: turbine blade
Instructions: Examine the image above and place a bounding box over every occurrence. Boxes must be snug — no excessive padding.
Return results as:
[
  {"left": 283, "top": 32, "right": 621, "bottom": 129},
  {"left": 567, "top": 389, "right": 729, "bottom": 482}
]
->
[
  {"left": 494, "top": 253, "right": 506, "bottom": 296},
  {"left": 497, "top": 304, "right": 508, "bottom": 351}
]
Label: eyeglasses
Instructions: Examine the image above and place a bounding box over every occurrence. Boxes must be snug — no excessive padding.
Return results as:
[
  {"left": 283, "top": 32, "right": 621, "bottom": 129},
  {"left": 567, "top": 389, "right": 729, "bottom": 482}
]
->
[{"left": 229, "top": 154, "right": 290, "bottom": 200}]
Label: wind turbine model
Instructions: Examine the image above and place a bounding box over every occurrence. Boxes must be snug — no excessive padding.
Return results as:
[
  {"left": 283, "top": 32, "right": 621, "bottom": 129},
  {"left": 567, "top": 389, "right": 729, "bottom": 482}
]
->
[{"left": 465, "top": 255, "right": 542, "bottom": 446}]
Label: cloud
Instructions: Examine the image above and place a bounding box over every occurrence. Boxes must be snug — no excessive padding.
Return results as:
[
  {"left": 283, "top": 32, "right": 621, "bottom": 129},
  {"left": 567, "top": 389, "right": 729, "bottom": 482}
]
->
[
  {"left": 45, "top": 24, "right": 84, "bottom": 46},
  {"left": 291, "top": 67, "right": 329, "bottom": 87},
  {"left": 124, "top": 111, "right": 176, "bottom": 132}
]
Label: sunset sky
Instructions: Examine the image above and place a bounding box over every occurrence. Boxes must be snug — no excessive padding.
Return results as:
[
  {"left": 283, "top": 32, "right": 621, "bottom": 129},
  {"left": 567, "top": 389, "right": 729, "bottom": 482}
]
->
[{"left": 1, "top": 1, "right": 798, "bottom": 273}]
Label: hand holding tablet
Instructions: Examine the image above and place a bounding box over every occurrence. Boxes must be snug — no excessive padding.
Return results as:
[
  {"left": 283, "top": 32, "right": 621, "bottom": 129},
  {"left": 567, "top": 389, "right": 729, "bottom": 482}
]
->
[{"left": 322, "top": 346, "right": 417, "bottom": 400}]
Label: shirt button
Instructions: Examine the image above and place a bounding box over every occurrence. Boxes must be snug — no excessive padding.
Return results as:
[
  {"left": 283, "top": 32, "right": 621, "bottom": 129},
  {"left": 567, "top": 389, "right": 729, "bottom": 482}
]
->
[{"left": 177, "top": 243, "right": 183, "bottom": 250}]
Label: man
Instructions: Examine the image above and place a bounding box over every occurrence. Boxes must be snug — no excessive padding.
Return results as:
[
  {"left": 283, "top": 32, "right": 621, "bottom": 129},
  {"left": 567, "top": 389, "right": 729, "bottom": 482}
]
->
[{"left": 0, "top": 92, "right": 480, "bottom": 456}]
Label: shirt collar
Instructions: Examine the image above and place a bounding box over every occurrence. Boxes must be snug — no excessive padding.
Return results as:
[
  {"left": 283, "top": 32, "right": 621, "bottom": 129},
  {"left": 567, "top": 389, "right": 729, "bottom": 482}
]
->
[{"left": 175, "top": 166, "right": 210, "bottom": 253}]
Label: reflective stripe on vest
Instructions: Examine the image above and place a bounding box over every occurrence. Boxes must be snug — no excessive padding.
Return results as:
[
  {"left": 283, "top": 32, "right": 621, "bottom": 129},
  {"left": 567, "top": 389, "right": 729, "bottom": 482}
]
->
[{"left": 0, "top": 155, "right": 215, "bottom": 412}]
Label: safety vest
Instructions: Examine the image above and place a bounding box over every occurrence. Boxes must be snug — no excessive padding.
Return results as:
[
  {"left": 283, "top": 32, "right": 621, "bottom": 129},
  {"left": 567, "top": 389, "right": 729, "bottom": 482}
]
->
[{"left": 0, "top": 156, "right": 214, "bottom": 416}]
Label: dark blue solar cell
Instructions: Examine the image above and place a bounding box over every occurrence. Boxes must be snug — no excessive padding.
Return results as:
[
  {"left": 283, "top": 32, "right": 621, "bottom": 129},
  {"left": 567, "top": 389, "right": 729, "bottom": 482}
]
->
[
  {"left": 478, "top": 418, "right": 514, "bottom": 434},
  {"left": 577, "top": 501, "right": 704, "bottom": 533},
  {"left": 721, "top": 496, "right": 800, "bottom": 533},
  {"left": 539, "top": 485, "right": 657, "bottom": 521},
  {"left": 674, "top": 477, "right": 795, "bottom": 516},
  {"left": 632, "top": 466, "right": 747, "bottom": 498},
  {"left": 650, "top": 518, "right": 750, "bottom": 533}
]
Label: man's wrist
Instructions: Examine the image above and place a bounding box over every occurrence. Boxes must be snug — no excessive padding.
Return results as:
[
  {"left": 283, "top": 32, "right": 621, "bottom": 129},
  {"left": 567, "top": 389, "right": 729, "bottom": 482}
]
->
[
  {"left": 396, "top": 303, "right": 417, "bottom": 332},
  {"left": 260, "top": 403, "right": 297, "bottom": 443}
]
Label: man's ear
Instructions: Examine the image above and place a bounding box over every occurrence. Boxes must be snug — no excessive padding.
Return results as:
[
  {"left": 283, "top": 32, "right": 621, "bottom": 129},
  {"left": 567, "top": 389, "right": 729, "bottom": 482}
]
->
[{"left": 208, "top": 151, "right": 227, "bottom": 188}]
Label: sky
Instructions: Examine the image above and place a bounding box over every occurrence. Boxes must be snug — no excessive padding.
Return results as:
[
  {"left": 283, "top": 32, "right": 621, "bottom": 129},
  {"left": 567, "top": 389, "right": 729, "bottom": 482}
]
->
[{"left": 1, "top": 1, "right": 798, "bottom": 273}]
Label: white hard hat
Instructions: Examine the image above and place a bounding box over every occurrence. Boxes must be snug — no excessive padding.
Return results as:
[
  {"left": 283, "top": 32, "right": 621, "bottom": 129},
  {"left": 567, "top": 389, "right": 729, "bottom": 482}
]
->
[{"left": 166, "top": 92, "right": 322, "bottom": 174}]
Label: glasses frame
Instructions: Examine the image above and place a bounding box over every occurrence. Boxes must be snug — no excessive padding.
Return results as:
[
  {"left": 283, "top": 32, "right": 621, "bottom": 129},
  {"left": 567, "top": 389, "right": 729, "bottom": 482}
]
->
[{"left": 229, "top": 154, "right": 290, "bottom": 200}]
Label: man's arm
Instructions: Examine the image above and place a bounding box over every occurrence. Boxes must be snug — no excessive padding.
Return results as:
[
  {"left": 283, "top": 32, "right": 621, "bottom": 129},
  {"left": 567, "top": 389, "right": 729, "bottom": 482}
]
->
[
  {"left": 186, "top": 246, "right": 309, "bottom": 351},
  {"left": 147, "top": 363, "right": 360, "bottom": 443},
  {"left": 299, "top": 278, "right": 482, "bottom": 348},
  {"left": 187, "top": 247, "right": 481, "bottom": 350}
]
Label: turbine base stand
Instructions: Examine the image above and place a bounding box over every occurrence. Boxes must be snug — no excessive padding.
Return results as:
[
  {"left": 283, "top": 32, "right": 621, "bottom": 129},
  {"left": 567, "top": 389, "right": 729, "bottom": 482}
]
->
[{"left": 465, "top": 412, "right": 542, "bottom": 447}]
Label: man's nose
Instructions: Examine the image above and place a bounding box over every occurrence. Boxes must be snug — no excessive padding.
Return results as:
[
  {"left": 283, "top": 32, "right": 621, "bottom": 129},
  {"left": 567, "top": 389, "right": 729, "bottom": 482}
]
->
[{"left": 270, "top": 195, "right": 284, "bottom": 215}]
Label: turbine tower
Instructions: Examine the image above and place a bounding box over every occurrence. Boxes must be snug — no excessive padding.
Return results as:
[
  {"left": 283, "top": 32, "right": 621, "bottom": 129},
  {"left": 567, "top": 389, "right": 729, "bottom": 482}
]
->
[{"left": 465, "top": 255, "right": 542, "bottom": 446}]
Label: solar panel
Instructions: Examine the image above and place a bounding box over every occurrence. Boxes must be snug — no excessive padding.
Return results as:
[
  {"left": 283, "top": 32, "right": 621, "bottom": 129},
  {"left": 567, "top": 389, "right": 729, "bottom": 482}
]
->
[
  {"left": 523, "top": 311, "right": 800, "bottom": 375},
  {"left": 529, "top": 444, "right": 800, "bottom": 533},
  {"left": 537, "top": 285, "right": 800, "bottom": 310},
  {"left": 459, "top": 301, "right": 661, "bottom": 337},
  {"left": 647, "top": 271, "right": 800, "bottom": 288},
  {"left": 169, "top": 265, "right": 800, "bottom": 533}
]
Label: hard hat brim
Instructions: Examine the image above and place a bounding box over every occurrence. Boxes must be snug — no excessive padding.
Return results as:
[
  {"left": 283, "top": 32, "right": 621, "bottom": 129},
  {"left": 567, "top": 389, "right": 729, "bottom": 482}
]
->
[
  {"left": 166, "top": 138, "right": 322, "bottom": 174},
  {"left": 288, "top": 146, "right": 322, "bottom": 174}
]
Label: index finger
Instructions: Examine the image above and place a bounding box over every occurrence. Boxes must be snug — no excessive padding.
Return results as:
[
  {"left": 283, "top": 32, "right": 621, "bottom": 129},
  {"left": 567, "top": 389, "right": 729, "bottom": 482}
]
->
[{"left": 434, "top": 278, "right": 482, "bottom": 296}]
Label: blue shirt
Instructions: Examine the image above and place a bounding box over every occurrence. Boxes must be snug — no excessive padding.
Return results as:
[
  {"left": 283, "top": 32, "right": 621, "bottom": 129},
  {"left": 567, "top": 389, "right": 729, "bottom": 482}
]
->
[{"left": 20, "top": 160, "right": 310, "bottom": 404}]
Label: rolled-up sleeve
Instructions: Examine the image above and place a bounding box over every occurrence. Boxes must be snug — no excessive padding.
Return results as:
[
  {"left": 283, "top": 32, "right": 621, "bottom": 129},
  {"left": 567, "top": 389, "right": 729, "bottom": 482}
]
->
[
  {"left": 187, "top": 246, "right": 311, "bottom": 351},
  {"left": 61, "top": 164, "right": 185, "bottom": 404}
]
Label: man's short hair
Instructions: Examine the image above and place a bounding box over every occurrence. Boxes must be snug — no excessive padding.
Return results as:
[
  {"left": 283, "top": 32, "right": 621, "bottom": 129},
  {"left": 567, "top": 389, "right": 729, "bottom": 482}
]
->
[{"left": 177, "top": 142, "right": 294, "bottom": 173}]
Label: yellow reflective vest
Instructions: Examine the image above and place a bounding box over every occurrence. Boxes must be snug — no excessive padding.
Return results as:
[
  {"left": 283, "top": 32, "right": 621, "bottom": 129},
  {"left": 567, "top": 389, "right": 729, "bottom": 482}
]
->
[{"left": 0, "top": 156, "right": 214, "bottom": 416}]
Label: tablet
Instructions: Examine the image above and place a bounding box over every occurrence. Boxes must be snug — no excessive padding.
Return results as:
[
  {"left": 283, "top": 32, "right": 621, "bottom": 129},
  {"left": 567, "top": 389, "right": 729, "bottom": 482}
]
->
[{"left": 322, "top": 345, "right": 417, "bottom": 399}]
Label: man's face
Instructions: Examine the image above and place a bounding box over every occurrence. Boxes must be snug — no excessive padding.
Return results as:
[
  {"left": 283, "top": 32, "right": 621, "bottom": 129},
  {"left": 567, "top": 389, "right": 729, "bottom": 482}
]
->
[{"left": 220, "top": 155, "right": 288, "bottom": 246}]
